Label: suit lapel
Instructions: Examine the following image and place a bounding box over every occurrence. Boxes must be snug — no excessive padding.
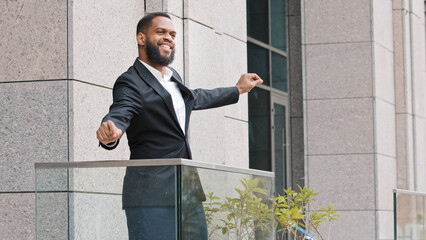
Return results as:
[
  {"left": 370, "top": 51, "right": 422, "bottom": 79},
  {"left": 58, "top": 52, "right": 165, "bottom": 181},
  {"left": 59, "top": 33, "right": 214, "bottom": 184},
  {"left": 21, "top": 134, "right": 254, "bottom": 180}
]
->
[
  {"left": 170, "top": 70, "right": 192, "bottom": 102},
  {"left": 133, "top": 59, "right": 184, "bottom": 136},
  {"left": 170, "top": 70, "right": 194, "bottom": 135}
]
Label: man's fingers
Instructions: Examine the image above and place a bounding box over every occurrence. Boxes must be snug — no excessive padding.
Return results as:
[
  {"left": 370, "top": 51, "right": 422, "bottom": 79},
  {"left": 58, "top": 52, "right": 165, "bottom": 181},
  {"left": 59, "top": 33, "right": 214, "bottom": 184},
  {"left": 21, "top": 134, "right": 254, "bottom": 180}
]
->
[
  {"left": 106, "top": 120, "right": 122, "bottom": 138},
  {"left": 113, "top": 129, "right": 123, "bottom": 139},
  {"left": 249, "top": 73, "right": 263, "bottom": 86},
  {"left": 100, "top": 127, "right": 113, "bottom": 142},
  {"left": 99, "top": 122, "right": 111, "bottom": 141},
  {"left": 253, "top": 78, "right": 263, "bottom": 86},
  {"left": 97, "top": 120, "right": 122, "bottom": 144},
  {"left": 106, "top": 120, "right": 116, "bottom": 137},
  {"left": 249, "top": 73, "right": 260, "bottom": 80},
  {"left": 97, "top": 128, "right": 109, "bottom": 143},
  {"left": 236, "top": 73, "right": 264, "bottom": 94}
]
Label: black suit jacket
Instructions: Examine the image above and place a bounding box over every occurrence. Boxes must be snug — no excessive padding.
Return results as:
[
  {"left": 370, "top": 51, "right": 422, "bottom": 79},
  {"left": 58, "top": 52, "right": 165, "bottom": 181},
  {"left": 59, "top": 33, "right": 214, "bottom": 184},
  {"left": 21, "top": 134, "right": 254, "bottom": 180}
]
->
[{"left": 102, "top": 58, "right": 240, "bottom": 208}]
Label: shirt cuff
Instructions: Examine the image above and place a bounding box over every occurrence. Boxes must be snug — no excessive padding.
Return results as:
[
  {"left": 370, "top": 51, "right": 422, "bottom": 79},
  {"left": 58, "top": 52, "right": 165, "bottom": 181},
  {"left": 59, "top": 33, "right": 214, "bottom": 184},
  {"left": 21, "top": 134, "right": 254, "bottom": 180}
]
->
[{"left": 105, "top": 141, "right": 118, "bottom": 148}]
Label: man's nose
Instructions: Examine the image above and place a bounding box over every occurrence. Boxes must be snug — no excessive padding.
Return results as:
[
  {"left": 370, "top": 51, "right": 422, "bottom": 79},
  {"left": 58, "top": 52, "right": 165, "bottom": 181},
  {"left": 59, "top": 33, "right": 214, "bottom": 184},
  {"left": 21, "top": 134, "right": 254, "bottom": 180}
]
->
[{"left": 163, "top": 33, "right": 173, "bottom": 42}]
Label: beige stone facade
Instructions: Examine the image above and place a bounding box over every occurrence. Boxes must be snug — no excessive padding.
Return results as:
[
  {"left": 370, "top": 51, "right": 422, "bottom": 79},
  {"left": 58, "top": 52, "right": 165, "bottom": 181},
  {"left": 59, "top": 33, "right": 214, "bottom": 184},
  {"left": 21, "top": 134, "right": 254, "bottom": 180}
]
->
[{"left": 0, "top": 0, "right": 425, "bottom": 239}]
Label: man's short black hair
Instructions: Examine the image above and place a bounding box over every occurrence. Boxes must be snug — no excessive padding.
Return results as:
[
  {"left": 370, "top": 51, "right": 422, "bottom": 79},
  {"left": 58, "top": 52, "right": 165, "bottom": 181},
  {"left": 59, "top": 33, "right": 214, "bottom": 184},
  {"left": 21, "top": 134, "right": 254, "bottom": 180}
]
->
[{"left": 136, "top": 12, "right": 171, "bottom": 35}]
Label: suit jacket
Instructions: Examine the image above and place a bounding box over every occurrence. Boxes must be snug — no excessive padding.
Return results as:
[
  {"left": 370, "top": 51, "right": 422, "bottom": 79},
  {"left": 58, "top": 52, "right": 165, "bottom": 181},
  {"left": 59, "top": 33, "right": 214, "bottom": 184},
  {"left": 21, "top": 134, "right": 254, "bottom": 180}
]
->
[{"left": 102, "top": 58, "right": 240, "bottom": 208}]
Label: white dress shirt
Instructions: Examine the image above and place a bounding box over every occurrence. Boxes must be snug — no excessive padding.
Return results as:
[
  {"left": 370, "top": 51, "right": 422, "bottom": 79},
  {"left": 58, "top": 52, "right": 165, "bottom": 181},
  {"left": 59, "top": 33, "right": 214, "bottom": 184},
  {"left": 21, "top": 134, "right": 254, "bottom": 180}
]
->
[{"left": 139, "top": 59, "right": 186, "bottom": 134}]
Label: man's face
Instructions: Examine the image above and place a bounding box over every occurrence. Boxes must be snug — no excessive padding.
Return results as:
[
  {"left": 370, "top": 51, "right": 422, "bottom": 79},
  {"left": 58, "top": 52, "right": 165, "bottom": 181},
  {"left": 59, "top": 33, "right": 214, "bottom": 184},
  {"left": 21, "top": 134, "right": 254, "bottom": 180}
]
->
[{"left": 144, "top": 16, "right": 176, "bottom": 66}]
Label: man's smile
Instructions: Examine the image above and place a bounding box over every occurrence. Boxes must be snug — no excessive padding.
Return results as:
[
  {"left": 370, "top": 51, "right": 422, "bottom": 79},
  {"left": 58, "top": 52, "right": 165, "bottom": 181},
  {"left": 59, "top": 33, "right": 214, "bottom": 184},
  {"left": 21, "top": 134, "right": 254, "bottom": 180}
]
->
[{"left": 159, "top": 42, "right": 173, "bottom": 50}]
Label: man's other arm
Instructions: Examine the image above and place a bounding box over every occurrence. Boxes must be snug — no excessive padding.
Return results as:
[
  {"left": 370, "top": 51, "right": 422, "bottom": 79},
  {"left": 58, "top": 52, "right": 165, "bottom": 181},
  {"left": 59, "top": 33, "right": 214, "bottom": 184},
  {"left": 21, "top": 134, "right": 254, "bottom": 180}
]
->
[
  {"left": 192, "top": 73, "right": 263, "bottom": 110},
  {"left": 97, "top": 75, "right": 143, "bottom": 149}
]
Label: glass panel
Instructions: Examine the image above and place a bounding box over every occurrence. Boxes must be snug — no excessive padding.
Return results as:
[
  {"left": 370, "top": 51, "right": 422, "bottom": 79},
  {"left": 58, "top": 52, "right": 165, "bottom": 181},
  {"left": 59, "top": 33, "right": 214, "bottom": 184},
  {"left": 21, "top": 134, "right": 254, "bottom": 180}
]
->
[
  {"left": 248, "top": 42, "right": 270, "bottom": 86},
  {"left": 247, "top": 0, "right": 269, "bottom": 44},
  {"left": 181, "top": 165, "right": 275, "bottom": 239},
  {"left": 36, "top": 161, "right": 274, "bottom": 239},
  {"left": 395, "top": 191, "right": 426, "bottom": 240},
  {"left": 249, "top": 88, "right": 271, "bottom": 171},
  {"left": 271, "top": 0, "right": 287, "bottom": 51},
  {"left": 273, "top": 103, "right": 286, "bottom": 196},
  {"left": 272, "top": 52, "right": 288, "bottom": 92}
]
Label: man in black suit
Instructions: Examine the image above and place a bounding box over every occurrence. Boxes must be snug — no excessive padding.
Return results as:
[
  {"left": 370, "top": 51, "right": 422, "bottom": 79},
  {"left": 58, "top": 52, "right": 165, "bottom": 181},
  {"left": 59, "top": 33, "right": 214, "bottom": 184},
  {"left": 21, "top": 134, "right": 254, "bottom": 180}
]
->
[{"left": 96, "top": 12, "right": 262, "bottom": 240}]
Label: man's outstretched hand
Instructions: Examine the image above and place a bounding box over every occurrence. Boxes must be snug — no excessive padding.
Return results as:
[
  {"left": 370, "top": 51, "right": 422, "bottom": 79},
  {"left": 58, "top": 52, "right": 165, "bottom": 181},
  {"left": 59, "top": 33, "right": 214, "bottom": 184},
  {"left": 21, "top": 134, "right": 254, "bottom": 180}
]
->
[
  {"left": 96, "top": 120, "right": 122, "bottom": 145},
  {"left": 236, "top": 73, "right": 263, "bottom": 94}
]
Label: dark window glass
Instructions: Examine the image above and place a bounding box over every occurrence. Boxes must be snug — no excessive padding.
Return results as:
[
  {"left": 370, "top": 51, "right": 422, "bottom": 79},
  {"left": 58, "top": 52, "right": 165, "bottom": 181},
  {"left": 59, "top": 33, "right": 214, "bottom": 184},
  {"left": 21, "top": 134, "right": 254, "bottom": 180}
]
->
[
  {"left": 247, "top": 0, "right": 269, "bottom": 43},
  {"left": 271, "top": 0, "right": 286, "bottom": 51},
  {"left": 274, "top": 103, "right": 286, "bottom": 195},
  {"left": 248, "top": 42, "right": 270, "bottom": 86},
  {"left": 272, "top": 52, "right": 287, "bottom": 92},
  {"left": 249, "top": 88, "right": 271, "bottom": 171}
]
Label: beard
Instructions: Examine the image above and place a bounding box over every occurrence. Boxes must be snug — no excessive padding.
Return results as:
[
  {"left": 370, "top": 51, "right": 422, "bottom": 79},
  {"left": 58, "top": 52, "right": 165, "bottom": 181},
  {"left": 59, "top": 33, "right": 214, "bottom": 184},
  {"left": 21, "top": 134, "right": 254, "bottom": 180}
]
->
[{"left": 145, "top": 39, "right": 175, "bottom": 66}]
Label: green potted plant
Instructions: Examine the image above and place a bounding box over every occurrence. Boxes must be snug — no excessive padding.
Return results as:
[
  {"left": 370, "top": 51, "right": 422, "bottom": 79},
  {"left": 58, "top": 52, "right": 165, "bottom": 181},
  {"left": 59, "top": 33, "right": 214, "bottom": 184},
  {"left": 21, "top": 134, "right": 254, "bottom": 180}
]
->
[
  {"left": 204, "top": 179, "right": 339, "bottom": 240},
  {"left": 274, "top": 186, "right": 340, "bottom": 240},
  {"left": 204, "top": 178, "right": 273, "bottom": 239}
]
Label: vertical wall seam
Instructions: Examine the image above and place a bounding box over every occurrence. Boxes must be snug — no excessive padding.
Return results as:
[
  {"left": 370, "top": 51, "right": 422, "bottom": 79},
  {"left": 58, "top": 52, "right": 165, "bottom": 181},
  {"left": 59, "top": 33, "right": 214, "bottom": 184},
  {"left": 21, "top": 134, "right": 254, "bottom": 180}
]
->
[
  {"left": 401, "top": 5, "right": 411, "bottom": 191},
  {"left": 182, "top": 0, "right": 185, "bottom": 85},
  {"left": 285, "top": 0, "right": 293, "bottom": 191},
  {"left": 300, "top": 0, "right": 309, "bottom": 198},
  {"left": 369, "top": 0, "right": 379, "bottom": 239},
  {"left": 182, "top": 0, "right": 188, "bottom": 140},
  {"left": 401, "top": 6, "right": 411, "bottom": 189},
  {"left": 66, "top": 0, "right": 71, "bottom": 238},
  {"left": 408, "top": 0, "right": 418, "bottom": 191},
  {"left": 66, "top": 0, "right": 70, "bottom": 164}
]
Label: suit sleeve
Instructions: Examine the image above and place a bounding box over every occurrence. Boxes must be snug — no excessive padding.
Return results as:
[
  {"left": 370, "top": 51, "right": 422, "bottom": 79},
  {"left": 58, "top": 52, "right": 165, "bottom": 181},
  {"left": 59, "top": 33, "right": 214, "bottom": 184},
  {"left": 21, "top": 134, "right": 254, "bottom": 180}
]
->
[
  {"left": 99, "top": 74, "right": 143, "bottom": 150},
  {"left": 191, "top": 86, "right": 240, "bottom": 110}
]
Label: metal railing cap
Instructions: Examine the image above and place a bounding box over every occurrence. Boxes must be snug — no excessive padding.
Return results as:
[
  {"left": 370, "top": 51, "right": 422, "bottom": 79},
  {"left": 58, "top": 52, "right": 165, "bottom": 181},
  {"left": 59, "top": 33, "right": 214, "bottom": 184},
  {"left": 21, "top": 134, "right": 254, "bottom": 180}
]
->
[
  {"left": 393, "top": 189, "right": 426, "bottom": 196},
  {"left": 35, "top": 158, "right": 274, "bottom": 178}
]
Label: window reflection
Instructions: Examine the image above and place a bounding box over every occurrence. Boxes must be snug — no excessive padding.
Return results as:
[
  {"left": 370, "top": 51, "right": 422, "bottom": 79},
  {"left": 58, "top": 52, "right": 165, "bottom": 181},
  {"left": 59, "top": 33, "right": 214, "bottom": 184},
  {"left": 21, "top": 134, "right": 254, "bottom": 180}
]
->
[
  {"left": 271, "top": 0, "right": 287, "bottom": 51},
  {"left": 247, "top": 0, "right": 269, "bottom": 44},
  {"left": 274, "top": 103, "right": 286, "bottom": 195},
  {"left": 248, "top": 42, "right": 270, "bottom": 86},
  {"left": 272, "top": 52, "right": 287, "bottom": 92},
  {"left": 249, "top": 88, "right": 271, "bottom": 171}
]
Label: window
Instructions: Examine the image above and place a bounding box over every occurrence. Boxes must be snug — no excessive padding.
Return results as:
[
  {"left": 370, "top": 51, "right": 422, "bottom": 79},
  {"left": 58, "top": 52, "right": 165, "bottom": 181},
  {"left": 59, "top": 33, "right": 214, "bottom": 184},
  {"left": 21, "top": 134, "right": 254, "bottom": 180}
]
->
[{"left": 247, "top": 0, "right": 289, "bottom": 196}]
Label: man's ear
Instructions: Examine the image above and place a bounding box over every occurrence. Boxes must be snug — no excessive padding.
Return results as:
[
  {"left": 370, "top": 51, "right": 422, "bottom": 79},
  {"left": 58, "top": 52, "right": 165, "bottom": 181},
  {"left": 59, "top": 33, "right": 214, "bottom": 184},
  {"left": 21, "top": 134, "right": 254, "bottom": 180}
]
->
[{"left": 137, "top": 32, "right": 145, "bottom": 46}]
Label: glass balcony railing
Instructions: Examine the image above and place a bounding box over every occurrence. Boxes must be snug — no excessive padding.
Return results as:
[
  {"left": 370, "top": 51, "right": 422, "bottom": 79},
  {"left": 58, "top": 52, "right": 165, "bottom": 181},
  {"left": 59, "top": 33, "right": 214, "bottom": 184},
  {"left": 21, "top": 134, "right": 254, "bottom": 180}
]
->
[
  {"left": 394, "top": 189, "right": 426, "bottom": 240},
  {"left": 35, "top": 159, "right": 275, "bottom": 240}
]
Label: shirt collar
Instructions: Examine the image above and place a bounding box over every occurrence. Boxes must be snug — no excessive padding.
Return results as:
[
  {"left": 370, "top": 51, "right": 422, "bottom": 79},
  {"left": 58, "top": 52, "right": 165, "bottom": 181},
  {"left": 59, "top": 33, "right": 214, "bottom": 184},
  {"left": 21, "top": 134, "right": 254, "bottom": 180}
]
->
[{"left": 138, "top": 58, "right": 173, "bottom": 82}]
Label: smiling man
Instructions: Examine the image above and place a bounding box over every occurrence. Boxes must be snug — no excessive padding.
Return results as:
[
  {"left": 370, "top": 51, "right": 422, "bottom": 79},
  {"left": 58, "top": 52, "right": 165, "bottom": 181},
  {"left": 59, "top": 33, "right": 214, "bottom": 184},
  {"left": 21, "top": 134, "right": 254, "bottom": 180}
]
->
[{"left": 96, "top": 12, "right": 263, "bottom": 240}]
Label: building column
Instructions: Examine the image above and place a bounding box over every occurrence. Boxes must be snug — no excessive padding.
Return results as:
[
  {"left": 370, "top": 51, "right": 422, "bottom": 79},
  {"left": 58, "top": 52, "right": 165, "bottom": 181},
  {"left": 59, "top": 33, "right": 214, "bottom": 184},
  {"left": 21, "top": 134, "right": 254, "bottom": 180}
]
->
[
  {"left": 302, "top": 0, "right": 399, "bottom": 239},
  {"left": 0, "top": 0, "right": 140, "bottom": 238},
  {"left": 393, "top": 0, "right": 426, "bottom": 192},
  {"left": 0, "top": 1, "right": 68, "bottom": 238}
]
